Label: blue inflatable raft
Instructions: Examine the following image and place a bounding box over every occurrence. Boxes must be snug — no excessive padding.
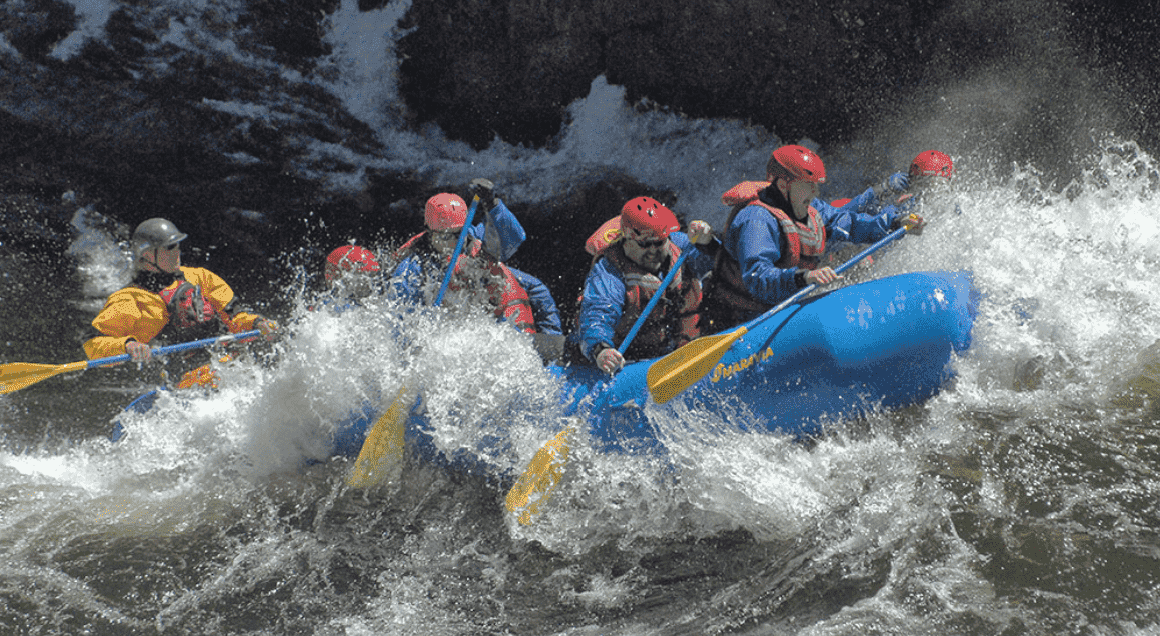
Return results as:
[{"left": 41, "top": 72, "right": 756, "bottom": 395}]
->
[{"left": 331, "top": 269, "right": 978, "bottom": 462}]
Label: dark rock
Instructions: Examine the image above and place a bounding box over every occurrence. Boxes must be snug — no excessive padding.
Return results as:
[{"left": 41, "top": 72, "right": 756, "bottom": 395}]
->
[{"left": 2, "top": 0, "right": 1160, "bottom": 280}]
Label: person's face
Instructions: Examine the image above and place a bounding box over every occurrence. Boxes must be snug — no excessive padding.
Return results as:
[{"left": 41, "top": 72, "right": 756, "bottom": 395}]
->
[
  {"left": 429, "top": 230, "right": 459, "bottom": 256},
  {"left": 779, "top": 178, "right": 820, "bottom": 220},
  {"left": 622, "top": 234, "right": 669, "bottom": 272},
  {"left": 329, "top": 270, "right": 376, "bottom": 299},
  {"left": 911, "top": 174, "right": 953, "bottom": 197},
  {"left": 143, "top": 242, "right": 182, "bottom": 273},
  {"left": 909, "top": 174, "right": 956, "bottom": 217}
]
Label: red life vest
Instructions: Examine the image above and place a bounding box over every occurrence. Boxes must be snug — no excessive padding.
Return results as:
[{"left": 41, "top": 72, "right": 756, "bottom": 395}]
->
[
  {"left": 720, "top": 181, "right": 826, "bottom": 268},
  {"left": 710, "top": 181, "right": 827, "bottom": 319},
  {"left": 155, "top": 278, "right": 239, "bottom": 337},
  {"left": 159, "top": 280, "right": 218, "bottom": 331},
  {"left": 588, "top": 239, "right": 702, "bottom": 358},
  {"left": 397, "top": 232, "right": 536, "bottom": 334},
  {"left": 152, "top": 277, "right": 238, "bottom": 388}
]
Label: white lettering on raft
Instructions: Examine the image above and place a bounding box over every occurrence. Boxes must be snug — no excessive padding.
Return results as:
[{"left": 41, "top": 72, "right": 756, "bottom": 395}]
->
[{"left": 710, "top": 347, "right": 776, "bottom": 382}]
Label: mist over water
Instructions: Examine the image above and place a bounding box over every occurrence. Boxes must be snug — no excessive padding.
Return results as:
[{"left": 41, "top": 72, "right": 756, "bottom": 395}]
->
[{"left": 3, "top": 0, "right": 1160, "bottom": 634}]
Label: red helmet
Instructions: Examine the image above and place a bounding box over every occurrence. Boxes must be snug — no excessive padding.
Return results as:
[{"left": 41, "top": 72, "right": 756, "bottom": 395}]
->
[
  {"left": 619, "top": 196, "right": 680, "bottom": 240},
  {"left": 325, "top": 245, "right": 380, "bottom": 283},
  {"left": 831, "top": 198, "right": 853, "bottom": 207},
  {"left": 424, "top": 193, "right": 468, "bottom": 231},
  {"left": 767, "top": 145, "right": 826, "bottom": 184},
  {"left": 909, "top": 150, "right": 954, "bottom": 178}
]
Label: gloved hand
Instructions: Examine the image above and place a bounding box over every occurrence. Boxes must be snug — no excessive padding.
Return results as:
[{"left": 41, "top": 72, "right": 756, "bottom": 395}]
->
[
  {"left": 469, "top": 178, "right": 497, "bottom": 208},
  {"left": 804, "top": 267, "right": 841, "bottom": 287},
  {"left": 125, "top": 339, "right": 153, "bottom": 362},
  {"left": 255, "top": 317, "right": 279, "bottom": 340},
  {"left": 595, "top": 346, "right": 625, "bottom": 375},
  {"left": 636, "top": 273, "right": 663, "bottom": 294},
  {"left": 901, "top": 213, "right": 925, "bottom": 235},
  {"left": 892, "top": 213, "right": 925, "bottom": 235},
  {"left": 687, "top": 220, "right": 713, "bottom": 245},
  {"left": 886, "top": 171, "right": 910, "bottom": 192}
]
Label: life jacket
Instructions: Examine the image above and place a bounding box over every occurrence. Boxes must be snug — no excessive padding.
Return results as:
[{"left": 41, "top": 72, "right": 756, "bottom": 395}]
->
[
  {"left": 710, "top": 181, "right": 827, "bottom": 319},
  {"left": 396, "top": 232, "right": 536, "bottom": 334},
  {"left": 143, "top": 275, "right": 240, "bottom": 389},
  {"left": 158, "top": 280, "right": 216, "bottom": 331},
  {"left": 154, "top": 278, "right": 240, "bottom": 336},
  {"left": 721, "top": 181, "right": 826, "bottom": 268},
  {"left": 585, "top": 216, "right": 624, "bottom": 257},
  {"left": 584, "top": 237, "right": 702, "bottom": 359}
]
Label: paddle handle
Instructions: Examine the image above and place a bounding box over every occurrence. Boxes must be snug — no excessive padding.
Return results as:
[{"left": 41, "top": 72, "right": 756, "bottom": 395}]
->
[
  {"left": 746, "top": 227, "right": 907, "bottom": 329},
  {"left": 433, "top": 195, "right": 481, "bottom": 307},
  {"left": 619, "top": 249, "right": 690, "bottom": 353},
  {"left": 86, "top": 329, "right": 263, "bottom": 369}
]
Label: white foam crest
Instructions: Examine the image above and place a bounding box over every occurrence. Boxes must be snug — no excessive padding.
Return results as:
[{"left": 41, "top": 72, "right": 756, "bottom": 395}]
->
[
  {"left": 229, "top": 289, "right": 567, "bottom": 477},
  {"left": 508, "top": 443, "right": 688, "bottom": 555},
  {"left": 866, "top": 140, "right": 1160, "bottom": 402},
  {"left": 316, "top": 0, "right": 413, "bottom": 135},
  {"left": 50, "top": 0, "right": 118, "bottom": 61},
  {"left": 66, "top": 206, "right": 133, "bottom": 305}
]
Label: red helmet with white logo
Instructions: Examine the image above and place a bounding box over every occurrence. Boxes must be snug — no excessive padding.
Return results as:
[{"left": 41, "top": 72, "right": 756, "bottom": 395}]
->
[
  {"left": 619, "top": 196, "right": 680, "bottom": 240},
  {"left": 767, "top": 145, "right": 827, "bottom": 184},
  {"left": 424, "top": 193, "right": 469, "bottom": 231},
  {"left": 909, "top": 150, "right": 954, "bottom": 178},
  {"left": 325, "top": 245, "right": 380, "bottom": 284}
]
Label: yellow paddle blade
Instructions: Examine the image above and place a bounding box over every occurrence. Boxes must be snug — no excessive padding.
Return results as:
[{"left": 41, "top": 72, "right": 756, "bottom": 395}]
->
[
  {"left": 0, "top": 360, "right": 89, "bottom": 395},
  {"left": 647, "top": 327, "right": 748, "bottom": 404},
  {"left": 347, "top": 384, "right": 412, "bottom": 488},
  {"left": 505, "top": 425, "right": 574, "bottom": 525}
]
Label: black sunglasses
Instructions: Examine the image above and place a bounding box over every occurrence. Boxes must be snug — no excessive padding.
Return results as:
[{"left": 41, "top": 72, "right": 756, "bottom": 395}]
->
[{"left": 629, "top": 237, "right": 666, "bottom": 249}]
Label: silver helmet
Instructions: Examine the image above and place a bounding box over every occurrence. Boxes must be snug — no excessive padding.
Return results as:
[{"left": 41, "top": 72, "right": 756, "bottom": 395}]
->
[{"left": 131, "top": 218, "right": 188, "bottom": 258}]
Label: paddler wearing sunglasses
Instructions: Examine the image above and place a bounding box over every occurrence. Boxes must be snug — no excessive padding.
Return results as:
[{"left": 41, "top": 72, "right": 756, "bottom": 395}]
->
[{"left": 574, "top": 197, "right": 716, "bottom": 375}]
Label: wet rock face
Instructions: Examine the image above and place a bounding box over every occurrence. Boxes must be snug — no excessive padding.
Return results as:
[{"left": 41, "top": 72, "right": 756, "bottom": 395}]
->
[
  {"left": 394, "top": 0, "right": 1160, "bottom": 158},
  {"left": 397, "top": 0, "right": 921, "bottom": 150},
  {"left": 0, "top": 0, "right": 389, "bottom": 261}
]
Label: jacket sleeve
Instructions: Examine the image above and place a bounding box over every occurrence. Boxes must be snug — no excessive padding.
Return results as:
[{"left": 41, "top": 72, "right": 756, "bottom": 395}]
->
[
  {"left": 724, "top": 206, "right": 801, "bottom": 306},
  {"left": 840, "top": 206, "right": 896, "bottom": 244},
  {"left": 83, "top": 289, "right": 157, "bottom": 359},
  {"left": 387, "top": 256, "right": 426, "bottom": 305},
  {"left": 576, "top": 258, "right": 627, "bottom": 361},
  {"left": 817, "top": 187, "right": 901, "bottom": 245},
  {"left": 480, "top": 199, "right": 526, "bottom": 262},
  {"left": 509, "top": 267, "right": 562, "bottom": 335}
]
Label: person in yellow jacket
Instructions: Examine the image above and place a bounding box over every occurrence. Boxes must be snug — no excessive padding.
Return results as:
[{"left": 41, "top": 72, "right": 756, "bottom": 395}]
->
[{"left": 83, "top": 218, "right": 277, "bottom": 388}]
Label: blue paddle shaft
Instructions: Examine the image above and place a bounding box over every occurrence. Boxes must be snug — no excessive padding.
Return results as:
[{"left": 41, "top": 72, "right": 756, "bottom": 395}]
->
[
  {"left": 85, "top": 330, "right": 263, "bottom": 369},
  {"left": 745, "top": 227, "right": 907, "bottom": 330},
  {"left": 619, "top": 249, "right": 690, "bottom": 353},
  {"left": 434, "top": 195, "right": 481, "bottom": 307}
]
